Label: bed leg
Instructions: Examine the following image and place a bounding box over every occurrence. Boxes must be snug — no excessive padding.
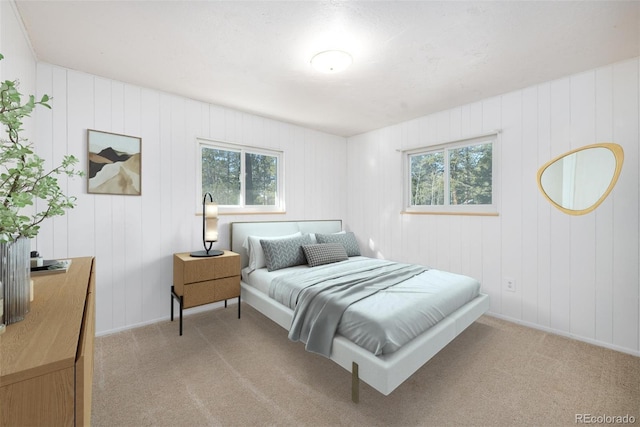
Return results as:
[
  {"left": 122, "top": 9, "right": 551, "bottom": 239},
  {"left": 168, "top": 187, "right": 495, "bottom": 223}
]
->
[{"left": 352, "top": 362, "right": 359, "bottom": 404}]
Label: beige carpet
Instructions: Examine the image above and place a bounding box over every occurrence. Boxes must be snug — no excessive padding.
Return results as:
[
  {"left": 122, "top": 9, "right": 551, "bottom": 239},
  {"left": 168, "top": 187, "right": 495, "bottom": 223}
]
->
[{"left": 92, "top": 304, "right": 639, "bottom": 426}]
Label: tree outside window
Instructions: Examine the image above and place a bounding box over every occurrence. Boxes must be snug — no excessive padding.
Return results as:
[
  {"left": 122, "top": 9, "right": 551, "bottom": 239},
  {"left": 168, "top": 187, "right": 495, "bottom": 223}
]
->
[
  {"left": 406, "top": 135, "right": 496, "bottom": 214},
  {"left": 199, "top": 140, "right": 284, "bottom": 212}
]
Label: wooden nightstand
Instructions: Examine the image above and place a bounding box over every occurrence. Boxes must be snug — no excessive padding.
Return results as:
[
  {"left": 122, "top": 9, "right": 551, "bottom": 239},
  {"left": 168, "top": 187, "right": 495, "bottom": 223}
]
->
[{"left": 171, "top": 250, "right": 241, "bottom": 335}]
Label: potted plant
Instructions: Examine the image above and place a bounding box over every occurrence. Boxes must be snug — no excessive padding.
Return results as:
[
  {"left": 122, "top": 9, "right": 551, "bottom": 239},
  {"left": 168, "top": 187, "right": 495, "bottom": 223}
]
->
[{"left": 0, "top": 53, "right": 83, "bottom": 329}]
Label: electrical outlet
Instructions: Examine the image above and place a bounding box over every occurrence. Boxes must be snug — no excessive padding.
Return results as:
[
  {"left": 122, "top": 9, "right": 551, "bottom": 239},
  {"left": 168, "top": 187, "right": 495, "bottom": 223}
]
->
[{"left": 503, "top": 277, "right": 516, "bottom": 292}]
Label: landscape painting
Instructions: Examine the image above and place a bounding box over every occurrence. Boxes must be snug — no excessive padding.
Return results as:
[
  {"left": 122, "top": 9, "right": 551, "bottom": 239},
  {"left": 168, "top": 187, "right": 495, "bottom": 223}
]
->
[{"left": 87, "top": 129, "right": 141, "bottom": 195}]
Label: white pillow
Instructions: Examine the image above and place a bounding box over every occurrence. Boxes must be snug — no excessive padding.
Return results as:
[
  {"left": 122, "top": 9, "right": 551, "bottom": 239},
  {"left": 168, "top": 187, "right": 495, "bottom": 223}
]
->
[{"left": 242, "top": 232, "right": 302, "bottom": 273}]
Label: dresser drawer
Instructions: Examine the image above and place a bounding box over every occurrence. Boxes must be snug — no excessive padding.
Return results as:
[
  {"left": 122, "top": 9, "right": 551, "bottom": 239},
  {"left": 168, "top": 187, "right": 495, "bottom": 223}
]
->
[{"left": 182, "top": 276, "right": 240, "bottom": 308}]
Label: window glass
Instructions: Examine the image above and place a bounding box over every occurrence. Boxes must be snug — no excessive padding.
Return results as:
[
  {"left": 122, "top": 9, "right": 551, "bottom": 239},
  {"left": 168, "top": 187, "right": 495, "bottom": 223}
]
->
[
  {"left": 245, "top": 152, "right": 278, "bottom": 206},
  {"left": 405, "top": 135, "right": 496, "bottom": 214},
  {"left": 449, "top": 143, "right": 492, "bottom": 205},
  {"left": 198, "top": 139, "right": 284, "bottom": 213},
  {"left": 410, "top": 151, "right": 444, "bottom": 205},
  {"left": 201, "top": 147, "right": 241, "bottom": 205}
]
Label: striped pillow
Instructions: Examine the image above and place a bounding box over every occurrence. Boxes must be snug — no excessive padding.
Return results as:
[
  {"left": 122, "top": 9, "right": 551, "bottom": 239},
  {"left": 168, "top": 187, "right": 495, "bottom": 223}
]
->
[{"left": 302, "top": 243, "right": 349, "bottom": 267}]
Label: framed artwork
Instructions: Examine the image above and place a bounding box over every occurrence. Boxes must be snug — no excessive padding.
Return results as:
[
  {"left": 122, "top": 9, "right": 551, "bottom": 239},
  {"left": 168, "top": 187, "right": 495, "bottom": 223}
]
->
[{"left": 87, "top": 129, "right": 141, "bottom": 195}]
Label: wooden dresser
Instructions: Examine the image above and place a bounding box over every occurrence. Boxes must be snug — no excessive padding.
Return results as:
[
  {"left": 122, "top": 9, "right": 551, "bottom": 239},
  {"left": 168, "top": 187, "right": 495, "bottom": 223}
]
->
[{"left": 0, "top": 257, "right": 95, "bottom": 426}]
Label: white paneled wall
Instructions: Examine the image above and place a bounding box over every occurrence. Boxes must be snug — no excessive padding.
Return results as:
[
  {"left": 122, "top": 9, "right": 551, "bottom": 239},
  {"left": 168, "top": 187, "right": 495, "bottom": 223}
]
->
[
  {"left": 33, "top": 64, "right": 347, "bottom": 334},
  {"left": 3, "top": 1, "right": 638, "bottom": 353},
  {"left": 347, "top": 58, "right": 640, "bottom": 355}
]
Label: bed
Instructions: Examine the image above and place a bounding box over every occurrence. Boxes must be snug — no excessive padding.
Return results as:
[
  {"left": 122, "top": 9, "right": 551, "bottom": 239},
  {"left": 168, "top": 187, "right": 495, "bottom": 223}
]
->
[{"left": 230, "top": 220, "right": 490, "bottom": 402}]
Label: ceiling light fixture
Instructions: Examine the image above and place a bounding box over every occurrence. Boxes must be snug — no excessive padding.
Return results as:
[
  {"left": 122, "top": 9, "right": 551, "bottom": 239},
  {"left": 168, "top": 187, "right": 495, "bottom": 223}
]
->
[{"left": 310, "top": 50, "right": 353, "bottom": 73}]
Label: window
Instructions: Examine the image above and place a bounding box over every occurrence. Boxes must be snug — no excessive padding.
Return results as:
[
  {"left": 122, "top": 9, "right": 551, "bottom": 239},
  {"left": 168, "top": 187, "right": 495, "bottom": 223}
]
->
[
  {"left": 198, "top": 139, "right": 284, "bottom": 213},
  {"left": 404, "top": 134, "right": 497, "bottom": 214}
]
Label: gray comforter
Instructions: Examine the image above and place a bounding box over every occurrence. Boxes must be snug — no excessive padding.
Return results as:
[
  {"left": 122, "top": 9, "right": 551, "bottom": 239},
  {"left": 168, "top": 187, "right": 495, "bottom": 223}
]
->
[{"left": 269, "top": 257, "right": 481, "bottom": 357}]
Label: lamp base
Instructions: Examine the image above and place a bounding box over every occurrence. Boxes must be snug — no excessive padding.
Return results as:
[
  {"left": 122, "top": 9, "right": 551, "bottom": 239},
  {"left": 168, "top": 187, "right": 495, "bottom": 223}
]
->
[{"left": 189, "top": 249, "right": 224, "bottom": 258}]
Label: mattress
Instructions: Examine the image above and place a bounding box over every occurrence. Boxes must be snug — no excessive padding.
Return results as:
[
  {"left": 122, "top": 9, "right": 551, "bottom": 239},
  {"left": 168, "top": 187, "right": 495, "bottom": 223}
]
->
[{"left": 243, "top": 257, "right": 480, "bottom": 356}]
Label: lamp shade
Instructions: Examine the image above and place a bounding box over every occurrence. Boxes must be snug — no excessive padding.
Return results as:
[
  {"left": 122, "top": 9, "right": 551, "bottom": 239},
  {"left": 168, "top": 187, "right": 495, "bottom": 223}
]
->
[
  {"left": 204, "top": 218, "right": 218, "bottom": 242},
  {"left": 190, "top": 193, "right": 223, "bottom": 257},
  {"left": 204, "top": 200, "right": 218, "bottom": 242}
]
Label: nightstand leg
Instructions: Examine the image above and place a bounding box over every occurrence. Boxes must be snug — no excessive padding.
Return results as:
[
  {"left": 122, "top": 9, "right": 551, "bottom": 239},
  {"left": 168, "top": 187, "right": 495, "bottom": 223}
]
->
[
  {"left": 238, "top": 295, "right": 241, "bottom": 318},
  {"left": 224, "top": 299, "right": 227, "bottom": 308},
  {"left": 170, "top": 286, "right": 184, "bottom": 336},
  {"left": 179, "top": 295, "right": 183, "bottom": 336}
]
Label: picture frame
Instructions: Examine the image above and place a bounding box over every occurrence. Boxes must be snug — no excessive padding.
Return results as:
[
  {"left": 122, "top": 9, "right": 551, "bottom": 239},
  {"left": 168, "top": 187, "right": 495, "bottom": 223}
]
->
[{"left": 87, "top": 129, "right": 142, "bottom": 195}]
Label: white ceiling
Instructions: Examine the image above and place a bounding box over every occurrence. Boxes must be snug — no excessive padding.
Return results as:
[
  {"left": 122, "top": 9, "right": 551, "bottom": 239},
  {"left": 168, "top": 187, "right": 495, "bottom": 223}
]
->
[{"left": 15, "top": 1, "right": 640, "bottom": 137}]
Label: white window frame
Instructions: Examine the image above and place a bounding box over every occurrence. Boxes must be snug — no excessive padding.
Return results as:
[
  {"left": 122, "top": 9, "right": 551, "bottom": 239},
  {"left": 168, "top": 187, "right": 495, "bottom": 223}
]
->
[
  {"left": 402, "top": 133, "right": 499, "bottom": 215},
  {"left": 197, "top": 138, "right": 285, "bottom": 214}
]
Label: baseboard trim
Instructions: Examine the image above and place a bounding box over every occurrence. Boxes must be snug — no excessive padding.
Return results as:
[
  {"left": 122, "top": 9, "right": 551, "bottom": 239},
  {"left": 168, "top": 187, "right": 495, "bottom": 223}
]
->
[
  {"left": 486, "top": 312, "right": 640, "bottom": 357},
  {"left": 95, "top": 300, "right": 234, "bottom": 337}
]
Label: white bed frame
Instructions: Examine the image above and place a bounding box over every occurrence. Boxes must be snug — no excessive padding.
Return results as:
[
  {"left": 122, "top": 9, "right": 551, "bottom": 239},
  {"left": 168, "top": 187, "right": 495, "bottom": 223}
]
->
[{"left": 230, "top": 220, "right": 490, "bottom": 402}]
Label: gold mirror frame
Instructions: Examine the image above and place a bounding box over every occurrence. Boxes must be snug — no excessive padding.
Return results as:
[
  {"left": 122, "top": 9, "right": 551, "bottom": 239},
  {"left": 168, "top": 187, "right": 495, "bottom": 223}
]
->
[{"left": 537, "top": 143, "right": 624, "bottom": 216}]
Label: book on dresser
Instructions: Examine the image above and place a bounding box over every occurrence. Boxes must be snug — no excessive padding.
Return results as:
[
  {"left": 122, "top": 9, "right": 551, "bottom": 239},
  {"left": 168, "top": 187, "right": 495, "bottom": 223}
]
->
[{"left": 30, "top": 259, "right": 72, "bottom": 276}]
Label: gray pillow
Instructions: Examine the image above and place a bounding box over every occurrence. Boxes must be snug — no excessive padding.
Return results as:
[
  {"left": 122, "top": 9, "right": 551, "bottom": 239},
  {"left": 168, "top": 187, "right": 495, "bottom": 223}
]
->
[
  {"left": 315, "top": 232, "right": 360, "bottom": 256},
  {"left": 302, "top": 243, "right": 348, "bottom": 267},
  {"left": 260, "top": 234, "right": 313, "bottom": 271}
]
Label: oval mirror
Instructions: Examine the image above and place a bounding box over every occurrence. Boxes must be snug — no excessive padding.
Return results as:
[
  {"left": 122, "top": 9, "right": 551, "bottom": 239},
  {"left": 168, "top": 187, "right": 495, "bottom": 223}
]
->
[{"left": 537, "top": 143, "right": 624, "bottom": 215}]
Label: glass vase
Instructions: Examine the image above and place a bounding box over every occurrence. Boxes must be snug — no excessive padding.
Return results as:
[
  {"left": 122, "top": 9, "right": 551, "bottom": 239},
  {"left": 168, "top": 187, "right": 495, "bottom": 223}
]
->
[
  {"left": 0, "top": 278, "right": 4, "bottom": 334},
  {"left": 0, "top": 237, "right": 31, "bottom": 325}
]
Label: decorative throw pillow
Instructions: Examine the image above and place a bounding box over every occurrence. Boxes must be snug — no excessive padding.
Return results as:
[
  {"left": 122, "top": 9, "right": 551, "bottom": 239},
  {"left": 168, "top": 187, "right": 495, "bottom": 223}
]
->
[
  {"left": 260, "top": 234, "right": 313, "bottom": 271},
  {"left": 302, "top": 243, "right": 348, "bottom": 267},
  {"left": 243, "top": 232, "right": 301, "bottom": 273},
  {"left": 315, "top": 231, "right": 361, "bottom": 256}
]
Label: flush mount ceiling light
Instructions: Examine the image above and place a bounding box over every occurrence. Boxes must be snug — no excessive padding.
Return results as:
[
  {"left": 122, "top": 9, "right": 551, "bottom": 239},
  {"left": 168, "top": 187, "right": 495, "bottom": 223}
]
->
[{"left": 310, "top": 50, "right": 353, "bottom": 73}]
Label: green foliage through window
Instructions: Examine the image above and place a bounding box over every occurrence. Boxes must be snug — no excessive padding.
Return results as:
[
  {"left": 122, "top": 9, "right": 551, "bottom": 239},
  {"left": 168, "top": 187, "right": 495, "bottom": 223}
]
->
[
  {"left": 199, "top": 140, "right": 283, "bottom": 211},
  {"left": 245, "top": 153, "right": 278, "bottom": 205},
  {"left": 201, "top": 147, "right": 241, "bottom": 205},
  {"left": 449, "top": 143, "right": 492, "bottom": 205},
  {"left": 407, "top": 137, "right": 494, "bottom": 211},
  {"left": 410, "top": 151, "right": 444, "bottom": 205}
]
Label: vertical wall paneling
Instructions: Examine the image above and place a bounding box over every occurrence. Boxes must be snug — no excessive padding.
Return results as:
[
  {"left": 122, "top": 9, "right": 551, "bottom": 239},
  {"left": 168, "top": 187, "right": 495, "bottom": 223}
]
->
[
  {"left": 185, "top": 99, "right": 203, "bottom": 251},
  {"left": 594, "top": 66, "right": 615, "bottom": 344},
  {"left": 34, "top": 63, "right": 54, "bottom": 257},
  {"left": 93, "top": 77, "right": 115, "bottom": 332},
  {"left": 109, "top": 81, "right": 127, "bottom": 330},
  {"left": 548, "top": 78, "right": 572, "bottom": 333},
  {"left": 536, "top": 82, "right": 552, "bottom": 328},
  {"left": 569, "top": 71, "right": 597, "bottom": 340},
  {"left": 346, "top": 58, "right": 640, "bottom": 355},
  {"left": 50, "top": 67, "right": 70, "bottom": 257},
  {"left": 521, "top": 86, "right": 539, "bottom": 324},
  {"left": 158, "top": 92, "right": 174, "bottom": 324},
  {"left": 500, "top": 91, "right": 523, "bottom": 320},
  {"left": 123, "top": 84, "right": 143, "bottom": 326},
  {"left": 33, "top": 63, "right": 347, "bottom": 334},
  {"left": 15, "top": 0, "right": 636, "bottom": 353},
  {"left": 611, "top": 60, "right": 639, "bottom": 350},
  {"left": 66, "top": 71, "right": 95, "bottom": 259},
  {"left": 480, "top": 98, "right": 501, "bottom": 313},
  {"left": 139, "top": 88, "right": 164, "bottom": 322}
]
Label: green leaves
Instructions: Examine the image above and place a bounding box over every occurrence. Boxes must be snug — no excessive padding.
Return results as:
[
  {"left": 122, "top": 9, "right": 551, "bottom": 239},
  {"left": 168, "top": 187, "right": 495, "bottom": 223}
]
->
[{"left": 0, "top": 53, "right": 84, "bottom": 243}]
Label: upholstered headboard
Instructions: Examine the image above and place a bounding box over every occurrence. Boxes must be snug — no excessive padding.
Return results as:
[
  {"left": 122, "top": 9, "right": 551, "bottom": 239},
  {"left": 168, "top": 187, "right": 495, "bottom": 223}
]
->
[{"left": 230, "top": 220, "right": 342, "bottom": 269}]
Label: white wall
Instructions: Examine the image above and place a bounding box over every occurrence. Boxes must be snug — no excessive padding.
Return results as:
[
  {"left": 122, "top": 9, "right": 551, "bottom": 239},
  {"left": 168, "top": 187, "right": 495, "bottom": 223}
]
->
[
  {"left": 4, "top": 2, "right": 639, "bottom": 353},
  {"left": 32, "top": 64, "right": 347, "bottom": 335},
  {"left": 347, "top": 58, "right": 640, "bottom": 356},
  {"left": 4, "top": 2, "right": 347, "bottom": 335},
  {"left": 0, "top": 1, "right": 36, "bottom": 140}
]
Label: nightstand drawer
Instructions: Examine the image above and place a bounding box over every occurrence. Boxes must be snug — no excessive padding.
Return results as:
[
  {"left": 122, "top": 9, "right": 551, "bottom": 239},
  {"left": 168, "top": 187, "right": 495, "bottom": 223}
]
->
[
  {"left": 178, "top": 253, "right": 240, "bottom": 283},
  {"left": 183, "top": 276, "right": 240, "bottom": 308},
  {"left": 171, "top": 250, "right": 242, "bottom": 335}
]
